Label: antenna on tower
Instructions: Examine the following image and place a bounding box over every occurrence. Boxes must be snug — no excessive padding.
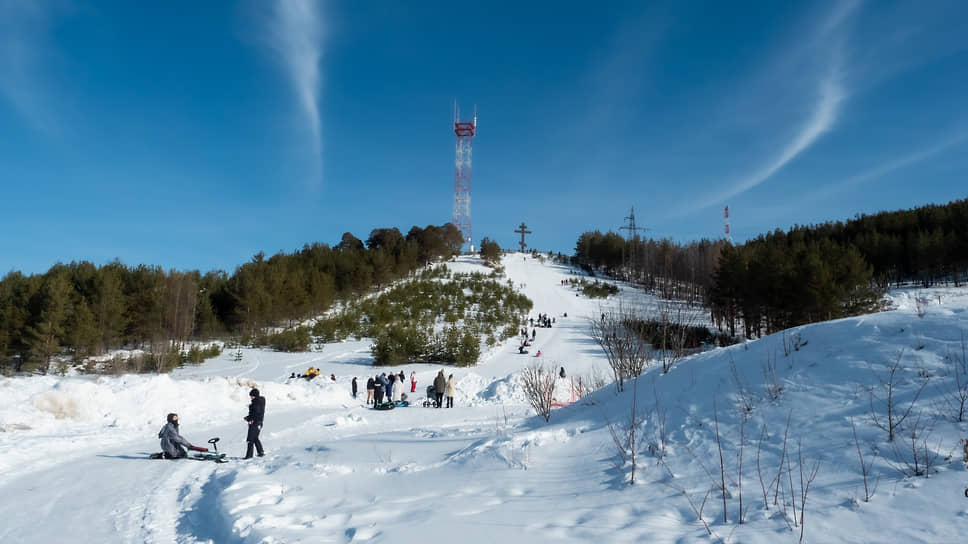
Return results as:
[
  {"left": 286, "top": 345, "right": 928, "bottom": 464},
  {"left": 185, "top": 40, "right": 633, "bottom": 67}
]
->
[{"left": 724, "top": 206, "right": 733, "bottom": 243}]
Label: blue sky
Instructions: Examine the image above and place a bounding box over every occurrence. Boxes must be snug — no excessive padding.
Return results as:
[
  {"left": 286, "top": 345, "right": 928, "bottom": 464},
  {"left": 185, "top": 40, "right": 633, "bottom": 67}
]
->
[{"left": 2, "top": 0, "right": 966, "bottom": 275}]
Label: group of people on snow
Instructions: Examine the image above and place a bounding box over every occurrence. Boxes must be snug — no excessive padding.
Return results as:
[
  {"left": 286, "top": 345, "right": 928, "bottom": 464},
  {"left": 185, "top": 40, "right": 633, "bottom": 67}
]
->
[
  {"left": 157, "top": 388, "right": 266, "bottom": 460},
  {"left": 432, "top": 370, "right": 456, "bottom": 408},
  {"left": 531, "top": 313, "right": 554, "bottom": 328},
  {"left": 520, "top": 312, "right": 560, "bottom": 356},
  {"left": 364, "top": 370, "right": 415, "bottom": 406}
]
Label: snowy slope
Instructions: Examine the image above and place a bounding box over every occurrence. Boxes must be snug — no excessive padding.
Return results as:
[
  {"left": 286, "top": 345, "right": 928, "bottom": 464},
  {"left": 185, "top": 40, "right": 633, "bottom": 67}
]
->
[{"left": 1, "top": 254, "right": 966, "bottom": 543}]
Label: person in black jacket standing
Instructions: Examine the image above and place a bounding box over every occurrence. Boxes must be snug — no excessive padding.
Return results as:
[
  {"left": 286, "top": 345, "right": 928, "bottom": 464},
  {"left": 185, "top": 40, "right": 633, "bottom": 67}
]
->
[{"left": 243, "top": 388, "right": 266, "bottom": 459}]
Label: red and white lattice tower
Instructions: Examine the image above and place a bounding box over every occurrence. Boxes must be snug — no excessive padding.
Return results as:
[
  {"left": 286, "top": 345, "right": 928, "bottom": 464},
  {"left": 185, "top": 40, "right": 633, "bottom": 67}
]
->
[
  {"left": 452, "top": 102, "right": 476, "bottom": 253},
  {"left": 724, "top": 205, "right": 732, "bottom": 242}
]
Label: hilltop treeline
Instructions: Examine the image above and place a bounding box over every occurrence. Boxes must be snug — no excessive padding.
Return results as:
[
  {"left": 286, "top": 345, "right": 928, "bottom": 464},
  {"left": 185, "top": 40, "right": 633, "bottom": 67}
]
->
[
  {"left": 573, "top": 232, "right": 726, "bottom": 303},
  {"left": 575, "top": 198, "right": 968, "bottom": 339},
  {"left": 0, "top": 223, "right": 464, "bottom": 374}
]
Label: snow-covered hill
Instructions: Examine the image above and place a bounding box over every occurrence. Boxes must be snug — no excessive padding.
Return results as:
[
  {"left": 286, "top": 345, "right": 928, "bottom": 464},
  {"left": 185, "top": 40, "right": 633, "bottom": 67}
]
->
[{"left": 1, "top": 254, "right": 966, "bottom": 543}]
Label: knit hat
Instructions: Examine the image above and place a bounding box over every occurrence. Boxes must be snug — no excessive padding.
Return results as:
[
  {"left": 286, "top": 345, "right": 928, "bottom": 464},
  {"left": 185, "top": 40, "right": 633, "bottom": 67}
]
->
[
  {"left": 166, "top": 413, "right": 178, "bottom": 423},
  {"left": 249, "top": 388, "right": 260, "bottom": 398}
]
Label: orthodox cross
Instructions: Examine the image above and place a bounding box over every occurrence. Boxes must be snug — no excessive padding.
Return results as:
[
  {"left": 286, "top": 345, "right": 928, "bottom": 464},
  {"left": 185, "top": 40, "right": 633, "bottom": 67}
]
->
[{"left": 514, "top": 222, "right": 532, "bottom": 252}]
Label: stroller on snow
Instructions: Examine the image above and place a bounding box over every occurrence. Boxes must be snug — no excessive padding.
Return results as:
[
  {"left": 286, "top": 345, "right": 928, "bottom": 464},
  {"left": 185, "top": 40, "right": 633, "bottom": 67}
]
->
[{"left": 423, "top": 384, "right": 439, "bottom": 407}]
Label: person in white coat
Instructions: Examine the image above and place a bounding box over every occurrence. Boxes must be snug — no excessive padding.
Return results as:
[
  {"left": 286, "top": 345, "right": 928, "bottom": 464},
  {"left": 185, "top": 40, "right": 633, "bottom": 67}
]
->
[{"left": 445, "top": 374, "right": 456, "bottom": 408}]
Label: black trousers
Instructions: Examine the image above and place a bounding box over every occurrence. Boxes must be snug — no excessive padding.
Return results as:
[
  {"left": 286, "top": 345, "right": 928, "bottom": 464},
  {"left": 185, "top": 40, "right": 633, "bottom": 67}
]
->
[
  {"left": 246, "top": 422, "right": 264, "bottom": 458},
  {"left": 435, "top": 392, "right": 444, "bottom": 408}
]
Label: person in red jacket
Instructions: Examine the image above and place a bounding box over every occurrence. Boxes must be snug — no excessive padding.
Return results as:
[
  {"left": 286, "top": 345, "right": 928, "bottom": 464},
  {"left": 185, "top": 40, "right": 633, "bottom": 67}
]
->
[{"left": 410, "top": 371, "right": 417, "bottom": 393}]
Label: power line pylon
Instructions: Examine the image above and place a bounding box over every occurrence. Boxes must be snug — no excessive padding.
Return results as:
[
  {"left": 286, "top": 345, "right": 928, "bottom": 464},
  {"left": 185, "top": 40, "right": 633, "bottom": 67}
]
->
[
  {"left": 452, "top": 102, "right": 476, "bottom": 253},
  {"left": 514, "top": 222, "right": 532, "bottom": 252},
  {"left": 620, "top": 207, "right": 645, "bottom": 281}
]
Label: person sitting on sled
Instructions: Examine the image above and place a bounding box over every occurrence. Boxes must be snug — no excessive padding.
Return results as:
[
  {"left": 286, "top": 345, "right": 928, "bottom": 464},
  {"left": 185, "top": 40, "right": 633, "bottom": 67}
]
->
[{"left": 157, "top": 413, "right": 201, "bottom": 459}]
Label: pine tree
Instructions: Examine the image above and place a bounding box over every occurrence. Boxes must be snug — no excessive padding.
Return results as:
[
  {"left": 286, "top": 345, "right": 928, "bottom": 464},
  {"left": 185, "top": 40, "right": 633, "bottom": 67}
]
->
[
  {"left": 94, "top": 262, "right": 128, "bottom": 352},
  {"left": 26, "top": 270, "right": 73, "bottom": 373},
  {"left": 69, "top": 298, "right": 99, "bottom": 362}
]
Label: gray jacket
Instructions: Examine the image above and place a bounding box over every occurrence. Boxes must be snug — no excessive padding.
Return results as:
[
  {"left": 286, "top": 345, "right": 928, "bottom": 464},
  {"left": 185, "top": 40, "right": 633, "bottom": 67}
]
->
[{"left": 158, "top": 422, "right": 192, "bottom": 458}]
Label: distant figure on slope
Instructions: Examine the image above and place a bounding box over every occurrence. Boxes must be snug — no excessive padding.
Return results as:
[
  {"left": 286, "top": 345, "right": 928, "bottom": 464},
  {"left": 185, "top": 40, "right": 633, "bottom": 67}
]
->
[
  {"left": 302, "top": 367, "right": 319, "bottom": 380},
  {"left": 433, "top": 370, "right": 447, "bottom": 409},
  {"left": 157, "top": 413, "right": 197, "bottom": 459},
  {"left": 351, "top": 377, "right": 358, "bottom": 399},
  {"left": 386, "top": 373, "right": 395, "bottom": 400},
  {"left": 445, "top": 374, "right": 456, "bottom": 408},
  {"left": 559, "top": 366, "right": 566, "bottom": 378},
  {"left": 243, "top": 388, "right": 266, "bottom": 459},
  {"left": 536, "top": 350, "right": 542, "bottom": 357},
  {"left": 366, "top": 376, "right": 375, "bottom": 404},
  {"left": 410, "top": 371, "right": 417, "bottom": 393}
]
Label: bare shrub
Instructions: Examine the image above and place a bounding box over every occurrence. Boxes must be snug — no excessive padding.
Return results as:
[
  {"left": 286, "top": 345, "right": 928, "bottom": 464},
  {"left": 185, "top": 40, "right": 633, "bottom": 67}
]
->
[
  {"left": 589, "top": 303, "right": 652, "bottom": 392},
  {"left": 942, "top": 332, "right": 968, "bottom": 422},
  {"left": 869, "top": 350, "right": 928, "bottom": 441},
  {"left": 520, "top": 362, "right": 557, "bottom": 422},
  {"left": 730, "top": 357, "right": 754, "bottom": 419},
  {"left": 713, "top": 398, "right": 728, "bottom": 523},
  {"left": 607, "top": 374, "right": 641, "bottom": 484},
  {"left": 655, "top": 299, "right": 698, "bottom": 374},
  {"left": 737, "top": 415, "right": 746, "bottom": 524},
  {"left": 782, "top": 331, "right": 807, "bottom": 357},
  {"left": 850, "top": 417, "right": 879, "bottom": 502},
  {"left": 762, "top": 351, "right": 783, "bottom": 402},
  {"left": 756, "top": 424, "right": 770, "bottom": 510},
  {"left": 579, "top": 366, "right": 611, "bottom": 398},
  {"left": 888, "top": 412, "right": 941, "bottom": 478},
  {"left": 647, "top": 377, "right": 668, "bottom": 461},
  {"left": 796, "top": 440, "right": 821, "bottom": 543},
  {"left": 773, "top": 412, "right": 792, "bottom": 507}
]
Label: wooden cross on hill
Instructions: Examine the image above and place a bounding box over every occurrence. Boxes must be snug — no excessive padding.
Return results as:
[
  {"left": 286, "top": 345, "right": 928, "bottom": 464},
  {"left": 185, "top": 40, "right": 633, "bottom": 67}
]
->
[{"left": 514, "top": 222, "right": 532, "bottom": 252}]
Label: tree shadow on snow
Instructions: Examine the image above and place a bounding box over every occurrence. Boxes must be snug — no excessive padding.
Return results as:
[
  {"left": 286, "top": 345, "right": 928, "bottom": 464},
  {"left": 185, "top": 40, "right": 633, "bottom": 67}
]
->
[
  {"left": 177, "top": 471, "right": 241, "bottom": 543},
  {"left": 97, "top": 452, "right": 158, "bottom": 461}
]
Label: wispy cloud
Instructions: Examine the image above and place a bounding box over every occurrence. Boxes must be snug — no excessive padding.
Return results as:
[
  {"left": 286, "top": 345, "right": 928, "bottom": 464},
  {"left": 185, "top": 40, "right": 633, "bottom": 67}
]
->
[
  {"left": 695, "top": 1, "right": 861, "bottom": 210},
  {"left": 260, "top": 0, "right": 325, "bottom": 184},
  {"left": 718, "top": 62, "right": 845, "bottom": 204},
  {"left": 0, "top": 1, "right": 57, "bottom": 132},
  {"left": 808, "top": 131, "right": 968, "bottom": 200}
]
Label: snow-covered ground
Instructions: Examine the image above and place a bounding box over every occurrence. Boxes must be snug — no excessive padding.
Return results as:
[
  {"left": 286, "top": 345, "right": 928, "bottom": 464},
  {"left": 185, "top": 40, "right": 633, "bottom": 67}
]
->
[{"left": 1, "top": 254, "right": 967, "bottom": 543}]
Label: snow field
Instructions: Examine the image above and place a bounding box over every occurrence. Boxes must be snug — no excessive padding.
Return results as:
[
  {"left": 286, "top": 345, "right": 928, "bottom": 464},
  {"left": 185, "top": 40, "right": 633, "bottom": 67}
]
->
[{"left": 1, "top": 254, "right": 967, "bottom": 543}]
